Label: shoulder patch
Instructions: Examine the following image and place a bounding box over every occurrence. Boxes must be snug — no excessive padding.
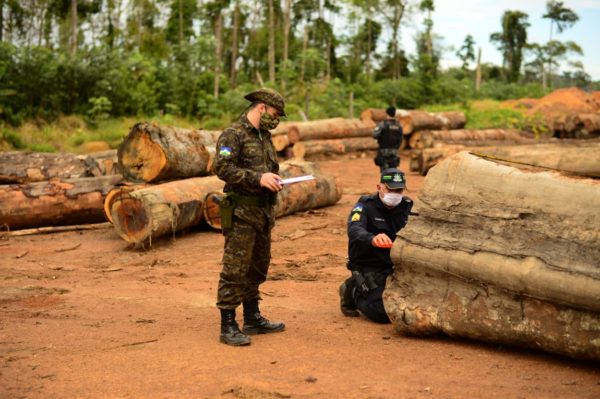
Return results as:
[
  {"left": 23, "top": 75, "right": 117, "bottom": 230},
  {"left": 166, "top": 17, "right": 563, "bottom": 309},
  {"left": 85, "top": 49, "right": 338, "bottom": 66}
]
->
[
  {"left": 352, "top": 203, "right": 363, "bottom": 213},
  {"left": 351, "top": 213, "right": 361, "bottom": 222},
  {"left": 219, "top": 146, "right": 232, "bottom": 157}
]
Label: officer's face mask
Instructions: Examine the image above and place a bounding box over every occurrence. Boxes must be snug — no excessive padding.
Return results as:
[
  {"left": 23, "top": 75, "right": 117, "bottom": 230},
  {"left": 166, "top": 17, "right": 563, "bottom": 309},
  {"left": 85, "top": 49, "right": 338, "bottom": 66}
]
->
[
  {"left": 259, "top": 106, "right": 280, "bottom": 130},
  {"left": 380, "top": 192, "right": 403, "bottom": 207}
]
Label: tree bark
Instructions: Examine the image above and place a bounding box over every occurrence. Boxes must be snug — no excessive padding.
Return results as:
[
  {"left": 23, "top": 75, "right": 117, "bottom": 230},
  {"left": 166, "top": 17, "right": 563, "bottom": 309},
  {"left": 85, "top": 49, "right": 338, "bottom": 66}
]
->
[
  {"left": 292, "top": 137, "right": 378, "bottom": 159},
  {"left": 282, "top": 0, "right": 291, "bottom": 90},
  {"left": 0, "top": 175, "right": 123, "bottom": 230},
  {"left": 117, "top": 122, "right": 217, "bottom": 183},
  {"left": 413, "top": 129, "right": 535, "bottom": 149},
  {"left": 109, "top": 176, "right": 225, "bottom": 245},
  {"left": 0, "top": 151, "right": 111, "bottom": 184},
  {"left": 287, "top": 118, "right": 376, "bottom": 144},
  {"left": 202, "top": 161, "right": 342, "bottom": 230},
  {"left": 475, "top": 47, "right": 482, "bottom": 92},
  {"left": 384, "top": 152, "right": 600, "bottom": 361}
]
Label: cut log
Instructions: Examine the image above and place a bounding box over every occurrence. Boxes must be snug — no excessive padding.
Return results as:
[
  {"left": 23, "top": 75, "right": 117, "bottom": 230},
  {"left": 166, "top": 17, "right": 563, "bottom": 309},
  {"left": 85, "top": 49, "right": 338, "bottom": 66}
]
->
[
  {"left": 360, "top": 108, "right": 389, "bottom": 123},
  {"left": 384, "top": 152, "right": 600, "bottom": 360},
  {"left": 0, "top": 151, "right": 103, "bottom": 184},
  {"left": 0, "top": 175, "right": 124, "bottom": 230},
  {"left": 273, "top": 134, "right": 291, "bottom": 152},
  {"left": 395, "top": 111, "right": 466, "bottom": 134},
  {"left": 415, "top": 141, "right": 600, "bottom": 176},
  {"left": 360, "top": 109, "right": 467, "bottom": 134},
  {"left": 573, "top": 113, "right": 600, "bottom": 135},
  {"left": 109, "top": 176, "right": 225, "bottom": 245},
  {"left": 117, "top": 122, "right": 217, "bottom": 183},
  {"left": 291, "top": 137, "right": 378, "bottom": 159},
  {"left": 414, "top": 129, "right": 535, "bottom": 149},
  {"left": 103, "top": 183, "right": 149, "bottom": 224},
  {"left": 202, "top": 161, "right": 342, "bottom": 230},
  {"left": 286, "top": 118, "right": 376, "bottom": 144}
]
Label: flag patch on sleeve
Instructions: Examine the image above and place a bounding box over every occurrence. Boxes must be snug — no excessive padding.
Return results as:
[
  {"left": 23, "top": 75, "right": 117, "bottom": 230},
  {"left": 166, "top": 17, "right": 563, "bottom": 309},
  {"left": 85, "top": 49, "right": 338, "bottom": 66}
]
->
[
  {"left": 351, "top": 213, "right": 361, "bottom": 222},
  {"left": 219, "top": 146, "right": 232, "bottom": 157}
]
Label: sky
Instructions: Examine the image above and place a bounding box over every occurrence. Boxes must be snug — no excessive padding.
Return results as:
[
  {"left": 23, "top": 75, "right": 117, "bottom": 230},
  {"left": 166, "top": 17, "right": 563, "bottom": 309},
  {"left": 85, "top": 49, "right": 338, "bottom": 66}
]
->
[{"left": 387, "top": 0, "right": 600, "bottom": 80}]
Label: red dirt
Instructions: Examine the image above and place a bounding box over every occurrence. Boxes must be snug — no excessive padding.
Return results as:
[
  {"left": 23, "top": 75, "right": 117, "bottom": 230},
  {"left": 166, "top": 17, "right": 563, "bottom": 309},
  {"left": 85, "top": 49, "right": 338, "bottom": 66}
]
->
[{"left": 1, "top": 155, "right": 599, "bottom": 398}]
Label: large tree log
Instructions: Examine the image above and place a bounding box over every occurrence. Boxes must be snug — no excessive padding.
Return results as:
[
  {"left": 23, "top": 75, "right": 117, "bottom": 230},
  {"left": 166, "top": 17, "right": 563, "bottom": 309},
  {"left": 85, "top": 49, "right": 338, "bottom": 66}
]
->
[
  {"left": 117, "top": 122, "right": 218, "bottom": 183},
  {"left": 286, "top": 118, "right": 375, "bottom": 144},
  {"left": 414, "top": 141, "right": 600, "bottom": 176},
  {"left": 396, "top": 110, "right": 466, "bottom": 135},
  {"left": 202, "top": 161, "right": 342, "bottom": 230},
  {"left": 86, "top": 150, "right": 119, "bottom": 176},
  {"left": 109, "top": 176, "right": 225, "bottom": 245},
  {"left": 0, "top": 151, "right": 107, "bottom": 184},
  {"left": 291, "top": 137, "right": 378, "bottom": 159},
  {"left": 384, "top": 152, "right": 600, "bottom": 360},
  {"left": 411, "top": 129, "right": 535, "bottom": 149},
  {"left": 0, "top": 175, "right": 124, "bottom": 230},
  {"left": 360, "top": 109, "right": 466, "bottom": 134}
]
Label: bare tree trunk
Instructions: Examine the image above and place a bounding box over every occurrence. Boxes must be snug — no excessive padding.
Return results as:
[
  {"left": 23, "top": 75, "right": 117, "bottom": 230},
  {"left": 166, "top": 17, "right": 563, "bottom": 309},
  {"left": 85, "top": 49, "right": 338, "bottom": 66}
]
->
[
  {"left": 300, "top": 25, "right": 308, "bottom": 83},
  {"left": 282, "top": 0, "right": 291, "bottom": 90},
  {"left": 366, "top": 18, "right": 372, "bottom": 83},
  {"left": 70, "top": 0, "right": 77, "bottom": 55},
  {"left": 230, "top": 1, "right": 240, "bottom": 87},
  {"left": 178, "top": 0, "right": 183, "bottom": 45},
  {"left": 213, "top": 11, "right": 223, "bottom": 99},
  {"left": 268, "top": 0, "right": 275, "bottom": 82},
  {"left": 0, "top": 0, "right": 4, "bottom": 42},
  {"left": 475, "top": 47, "right": 482, "bottom": 92}
]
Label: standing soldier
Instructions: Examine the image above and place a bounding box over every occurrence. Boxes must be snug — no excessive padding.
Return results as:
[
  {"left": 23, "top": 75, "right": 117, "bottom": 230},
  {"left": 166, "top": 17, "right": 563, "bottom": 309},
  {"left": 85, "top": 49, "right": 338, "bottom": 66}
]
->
[
  {"left": 373, "top": 106, "right": 403, "bottom": 172},
  {"left": 214, "top": 88, "right": 286, "bottom": 346}
]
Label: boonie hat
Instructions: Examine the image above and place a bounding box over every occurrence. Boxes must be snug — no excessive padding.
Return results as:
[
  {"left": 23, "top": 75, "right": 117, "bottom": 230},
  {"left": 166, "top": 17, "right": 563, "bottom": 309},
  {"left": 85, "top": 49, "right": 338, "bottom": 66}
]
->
[
  {"left": 244, "top": 88, "right": 286, "bottom": 117},
  {"left": 380, "top": 168, "right": 406, "bottom": 189}
]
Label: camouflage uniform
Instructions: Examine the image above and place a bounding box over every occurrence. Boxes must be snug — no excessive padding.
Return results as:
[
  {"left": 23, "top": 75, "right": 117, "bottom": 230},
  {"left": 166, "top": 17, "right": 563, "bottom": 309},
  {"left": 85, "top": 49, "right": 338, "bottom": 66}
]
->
[{"left": 214, "top": 113, "right": 279, "bottom": 310}]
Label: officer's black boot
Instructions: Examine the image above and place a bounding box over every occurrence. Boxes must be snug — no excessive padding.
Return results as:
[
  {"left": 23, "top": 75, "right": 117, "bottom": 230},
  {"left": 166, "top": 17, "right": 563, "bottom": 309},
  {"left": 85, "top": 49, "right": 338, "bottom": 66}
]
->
[
  {"left": 242, "top": 299, "right": 285, "bottom": 335},
  {"left": 219, "top": 309, "right": 251, "bottom": 346},
  {"left": 339, "top": 276, "right": 360, "bottom": 317}
]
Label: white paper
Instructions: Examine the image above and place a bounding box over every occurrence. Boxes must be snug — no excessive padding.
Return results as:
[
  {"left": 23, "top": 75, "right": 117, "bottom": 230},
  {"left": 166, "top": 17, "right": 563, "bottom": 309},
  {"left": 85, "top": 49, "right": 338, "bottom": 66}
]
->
[{"left": 280, "top": 175, "right": 315, "bottom": 185}]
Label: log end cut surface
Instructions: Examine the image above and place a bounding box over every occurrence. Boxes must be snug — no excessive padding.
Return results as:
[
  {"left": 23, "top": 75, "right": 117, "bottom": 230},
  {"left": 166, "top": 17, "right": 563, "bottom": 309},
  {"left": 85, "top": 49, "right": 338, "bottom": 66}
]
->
[
  {"left": 202, "top": 192, "right": 223, "bottom": 230},
  {"left": 110, "top": 196, "right": 152, "bottom": 243},
  {"left": 118, "top": 130, "right": 167, "bottom": 182}
]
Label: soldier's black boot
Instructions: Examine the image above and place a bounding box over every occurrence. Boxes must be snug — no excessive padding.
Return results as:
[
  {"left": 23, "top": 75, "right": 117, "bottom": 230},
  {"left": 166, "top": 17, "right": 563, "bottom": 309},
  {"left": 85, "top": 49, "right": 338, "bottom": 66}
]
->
[
  {"left": 242, "top": 299, "right": 285, "bottom": 335},
  {"left": 219, "top": 309, "right": 251, "bottom": 346},
  {"left": 339, "top": 277, "right": 360, "bottom": 317}
]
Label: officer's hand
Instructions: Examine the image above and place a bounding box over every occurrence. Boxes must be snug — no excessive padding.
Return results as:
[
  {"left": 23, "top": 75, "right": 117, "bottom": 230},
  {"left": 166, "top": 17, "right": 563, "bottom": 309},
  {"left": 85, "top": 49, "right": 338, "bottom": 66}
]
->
[
  {"left": 260, "top": 172, "right": 283, "bottom": 192},
  {"left": 372, "top": 233, "right": 393, "bottom": 248}
]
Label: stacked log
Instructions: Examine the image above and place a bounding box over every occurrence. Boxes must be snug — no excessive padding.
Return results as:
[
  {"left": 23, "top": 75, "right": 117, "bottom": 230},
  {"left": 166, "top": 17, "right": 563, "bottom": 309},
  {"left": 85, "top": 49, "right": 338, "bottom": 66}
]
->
[
  {"left": 108, "top": 176, "right": 225, "bottom": 245},
  {"left": 383, "top": 152, "right": 600, "bottom": 361},
  {"left": 0, "top": 175, "right": 124, "bottom": 230},
  {"left": 202, "top": 161, "right": 342, "bottom": 230},
  {"left": 410, "top": 129, "right": 534, "bottom": 150},
  {"left": 0, "top": 151, "right": 104, "bottom": 184},
  {"left": 291, "top": 137, "right": 378, "bottom": 159},
  {"left": 360, "top": 109, "right": 466, "bottom": 135},
  {"left": 395, "top": 110, "right": 466, "bottom": 135},
  {"left": 412, "top": 141, "right": 600, "bottom": 176},
  {"left": 117, "top": 122, "right": 217, "bottom": 183},
  {"left": 286, "top": 118, "right": 375, "bottom": 143}
]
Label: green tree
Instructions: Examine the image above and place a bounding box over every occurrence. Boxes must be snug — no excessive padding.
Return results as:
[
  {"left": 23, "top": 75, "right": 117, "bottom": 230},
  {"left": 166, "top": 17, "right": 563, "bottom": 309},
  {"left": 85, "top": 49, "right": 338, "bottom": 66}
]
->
[
  {"left": 456, "top": 34, "right": 475, "bottom": 71},
  {"left": 490, "top": 10, "right": 530, "bottom": 83},
  {"left": 542, "top": 1, "right": 579, "bottom": 87}
]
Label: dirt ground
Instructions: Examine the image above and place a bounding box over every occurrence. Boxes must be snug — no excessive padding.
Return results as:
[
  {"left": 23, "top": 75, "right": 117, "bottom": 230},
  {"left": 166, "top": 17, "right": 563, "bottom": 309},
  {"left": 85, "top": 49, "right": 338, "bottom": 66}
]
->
[{"left": 1, "top": 155, "right": 599, "bottom": 399}]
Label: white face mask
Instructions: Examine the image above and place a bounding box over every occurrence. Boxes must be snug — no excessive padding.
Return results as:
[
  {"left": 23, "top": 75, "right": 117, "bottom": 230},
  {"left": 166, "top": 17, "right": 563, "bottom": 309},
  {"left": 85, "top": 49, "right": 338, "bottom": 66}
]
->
[{"left": 381, "top": 192, "right": 403, "bottom": 207}]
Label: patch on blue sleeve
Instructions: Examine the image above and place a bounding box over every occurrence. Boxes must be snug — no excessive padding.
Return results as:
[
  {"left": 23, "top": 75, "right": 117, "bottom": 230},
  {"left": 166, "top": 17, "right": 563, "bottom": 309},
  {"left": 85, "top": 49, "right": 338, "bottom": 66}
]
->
[
  {"left": 219, "top": 146, "right": 232, "bottom": 157},
  {"left": 352, "top": 204, "right": 363, "bottom": 213}
]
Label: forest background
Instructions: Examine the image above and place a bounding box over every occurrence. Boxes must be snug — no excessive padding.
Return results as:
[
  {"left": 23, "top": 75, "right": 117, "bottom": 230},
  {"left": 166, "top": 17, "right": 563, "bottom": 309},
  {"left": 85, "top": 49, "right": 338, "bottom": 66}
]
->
[{"left": 0, "top": 0, "right": 597, "bottom": 152}]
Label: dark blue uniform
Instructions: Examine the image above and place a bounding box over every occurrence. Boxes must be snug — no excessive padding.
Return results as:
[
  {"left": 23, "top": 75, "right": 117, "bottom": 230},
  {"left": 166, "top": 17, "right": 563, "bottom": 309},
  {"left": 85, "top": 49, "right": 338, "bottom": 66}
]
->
[{"left": 345, "top": 193, "right": 412, "bottom": 323}]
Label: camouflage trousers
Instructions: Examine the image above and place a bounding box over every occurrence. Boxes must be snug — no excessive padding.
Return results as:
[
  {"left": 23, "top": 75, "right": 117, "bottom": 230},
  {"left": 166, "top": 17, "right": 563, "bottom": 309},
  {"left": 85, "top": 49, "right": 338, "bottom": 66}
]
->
[{"left": 216, "top": 216, "right": 272, "bottom": 309}]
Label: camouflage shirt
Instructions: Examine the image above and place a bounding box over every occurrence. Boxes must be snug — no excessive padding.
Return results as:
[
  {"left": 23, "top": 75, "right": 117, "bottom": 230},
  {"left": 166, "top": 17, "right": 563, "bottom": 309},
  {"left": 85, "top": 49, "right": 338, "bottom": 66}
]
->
[{"left": 214, "top": 113, "right": 279, "bottom": 229}]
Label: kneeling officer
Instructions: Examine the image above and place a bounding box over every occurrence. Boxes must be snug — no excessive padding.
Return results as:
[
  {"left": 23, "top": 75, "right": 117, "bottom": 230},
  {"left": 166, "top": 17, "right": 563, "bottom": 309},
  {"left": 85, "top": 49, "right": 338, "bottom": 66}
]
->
[{"left": 339, "top": 168, "right": 413, "bottom": 323}]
